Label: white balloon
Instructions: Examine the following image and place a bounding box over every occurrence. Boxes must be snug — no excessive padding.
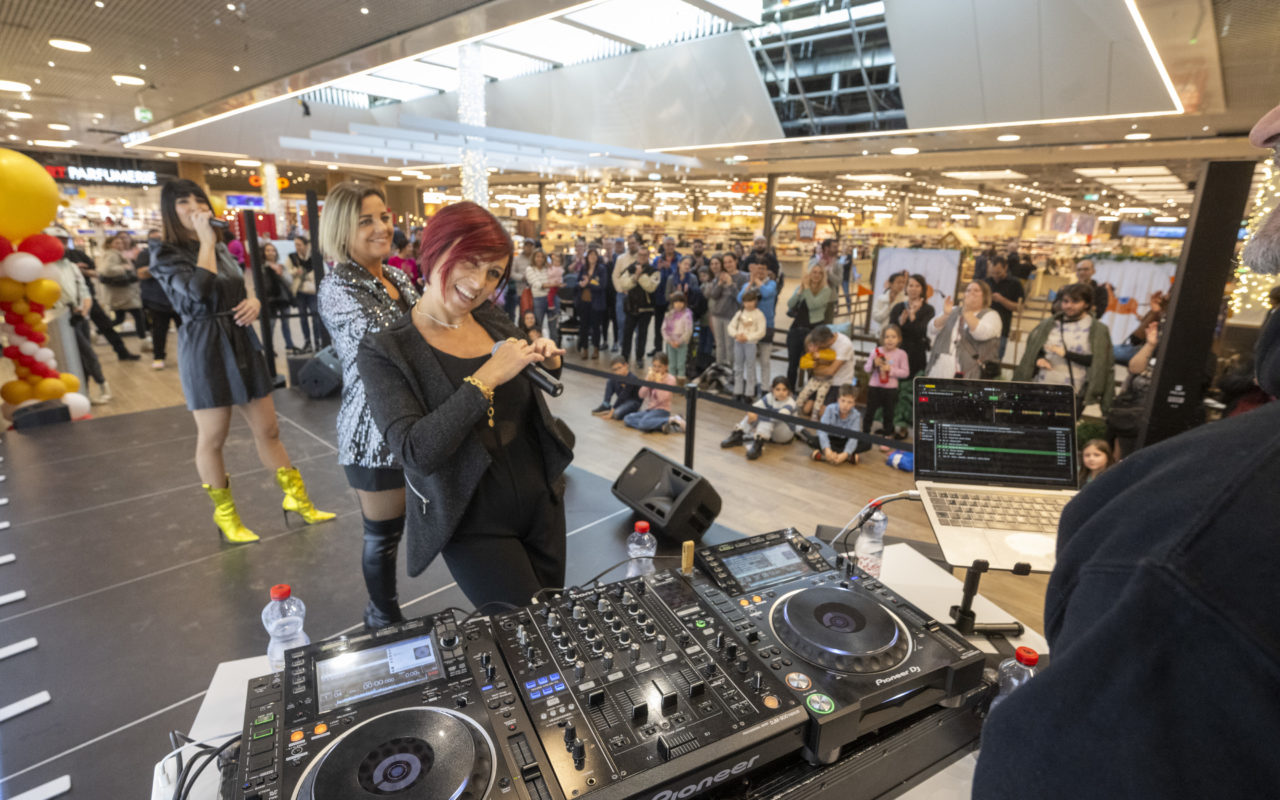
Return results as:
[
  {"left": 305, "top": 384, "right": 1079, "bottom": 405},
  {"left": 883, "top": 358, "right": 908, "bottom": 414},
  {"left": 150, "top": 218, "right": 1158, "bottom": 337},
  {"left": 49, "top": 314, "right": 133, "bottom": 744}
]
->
[
  {"left": 2, "top": 252, "right": 44, "bottom": 283},
  {"left": 16, "top": 398, "right": 39, "bottom": 409},
  {"left": 39, "top": 263, "right": 61, "bottom": 281},
  {"left": 62, "top": 392, "right": 91, "bottom": 419},
  {"left": 18, "top": 341, "right": 37, "bottom": 356},
  {"left": 35, "top": 347, "right": 54, "bottom": 363}
]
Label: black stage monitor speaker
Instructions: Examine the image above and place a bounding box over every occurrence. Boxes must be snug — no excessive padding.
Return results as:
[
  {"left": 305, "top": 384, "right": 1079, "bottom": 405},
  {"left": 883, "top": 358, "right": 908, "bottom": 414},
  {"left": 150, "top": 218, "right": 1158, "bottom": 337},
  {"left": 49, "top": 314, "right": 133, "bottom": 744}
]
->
[
  {"left": 611, "top": 447, "right": 721, "bottom": 541},
  {"left": 296, "top": 346, "right": 343, "bottom": 399},
  {"left": 12, "top": 399, "right": 71, "bottom": 429}
]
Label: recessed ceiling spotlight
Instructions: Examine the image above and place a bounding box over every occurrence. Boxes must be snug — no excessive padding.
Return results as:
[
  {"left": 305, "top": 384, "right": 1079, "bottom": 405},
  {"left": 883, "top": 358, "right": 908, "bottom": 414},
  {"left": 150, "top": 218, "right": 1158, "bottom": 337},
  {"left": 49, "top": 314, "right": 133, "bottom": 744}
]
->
[
  {"left": 360, "top": 6, "right": 369, "bottom": 13},
  {"left": 139, "top": 64, "right": 146, "bottom": 70},
  {"left": 47, "top": 123, "right": 70, "bottom": 131},
  {"left": 164, "top": 151, "right": 180, "bottom": 157},
  {"left": 731, "top": 155, "right": 748, "bottom": 162},
  {"left": 226, "top": 3, "right": 235, "bottom": 9},
  {"left": 111, "top": 74, "right": 146, "bottom": 86},
  {"left": 49, "top": 37, "right": 91, "bottom": 52},
  {"left": 890, "top": 147, "right": 919, "bottom": 156},
  {"left": 48, "top": 61, "right": 56, "bottom": 68},
  {"left": 6, "top": 111, "right": 33, "bottom": 120},
  {"left": 327, "top": 164, "right": 338, "bottom": 170},
  {"left": 33, "top": 139, "right": 76, "bottom": 148},
  {"left": 387, "top": 175, "right": 402, "bottom": 181},
  {"left": 234, "top": 159, "right": 261, "bottom": 167},
  {"left": 996, "top": 134, "right": 1021, "bottom": 142},
  {"left": 232, "top": 65, "right": 241, "bottom": 72},
  {"left": 94, "top": 1, "right": 104, "bottom": 6},
  {"left": 1125, "top": 132, "right": 1151, "bottom": 140}
]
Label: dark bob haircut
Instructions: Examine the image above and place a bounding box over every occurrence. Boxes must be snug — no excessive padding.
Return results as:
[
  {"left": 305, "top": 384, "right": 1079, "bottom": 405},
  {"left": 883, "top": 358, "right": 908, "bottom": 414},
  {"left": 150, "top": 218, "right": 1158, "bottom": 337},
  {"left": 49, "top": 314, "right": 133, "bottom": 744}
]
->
[
  {"left": 160, "top": 179, "right": 216, "bottom": 245},
  {"left": 1058, "top": 282, "right": 1095, "bottom": 308},
  {"left": 417, "top": 201, "right": 513, "bottom": 290}
]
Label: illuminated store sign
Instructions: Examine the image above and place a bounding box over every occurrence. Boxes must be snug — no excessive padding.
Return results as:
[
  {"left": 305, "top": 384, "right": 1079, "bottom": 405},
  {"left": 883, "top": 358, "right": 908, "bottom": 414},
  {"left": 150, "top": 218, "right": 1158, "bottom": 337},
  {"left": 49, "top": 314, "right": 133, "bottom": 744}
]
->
[{"left": 44, "top": 165, "right": 159, "bottom": 185}]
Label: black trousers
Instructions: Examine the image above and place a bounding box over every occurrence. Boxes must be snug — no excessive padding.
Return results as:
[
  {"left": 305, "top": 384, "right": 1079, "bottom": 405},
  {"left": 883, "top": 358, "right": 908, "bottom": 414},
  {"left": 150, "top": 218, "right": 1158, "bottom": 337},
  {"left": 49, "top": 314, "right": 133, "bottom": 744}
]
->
[
  {"left": 860, "top": 385, "right": 899, "bottom": 452},
  {"left": 88, "top": 299, "right": 132, "bottom": 357},
  {"left": 622, "top": 313, "right": 651, "bottom": 364},
  {"left": 69, "top": 314, "right": 105, "bottom": 385},
  {"left": 786, "top": 325, "right": 812, "bottom": 392},
  {"left": 651, "top": 305, "right": 667, "bottom": 353},
  {"left": 575, "top": 303, "right": 601, "bottom": 350},
  {"left": 144, "top": 302, "right": 181, "bottom": 360},
  {"left": 442, "top": 488, "right": 566, "bottom": 608},
  {"left": 112, "top": 308, "right": 147, "bottom": 339}
]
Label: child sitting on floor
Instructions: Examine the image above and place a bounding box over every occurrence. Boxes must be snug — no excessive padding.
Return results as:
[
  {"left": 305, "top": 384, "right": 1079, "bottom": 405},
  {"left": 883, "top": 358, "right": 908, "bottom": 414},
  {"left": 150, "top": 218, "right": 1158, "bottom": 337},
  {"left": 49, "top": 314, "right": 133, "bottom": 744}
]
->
[
  {"left": 721, "top": 376, "right": 796, "bottom": 460},
  {"left": 812, "top": 385, "right": 862, "bottom": 465},
  {"left": 624, "top": 353, "right": 680, "bottom": 433},
  {"left": 592, "top": 355, "right": 643, "bottom": 420}
]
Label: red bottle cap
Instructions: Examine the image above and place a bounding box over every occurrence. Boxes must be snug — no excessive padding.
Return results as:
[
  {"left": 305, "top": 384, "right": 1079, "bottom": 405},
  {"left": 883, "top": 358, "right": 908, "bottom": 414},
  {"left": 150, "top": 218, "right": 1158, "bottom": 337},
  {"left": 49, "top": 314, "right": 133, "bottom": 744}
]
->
[
  {"left": 635, "top": 521, "right": 650, "bottom": 533},
  {"left": 1014, "top": 646, "right": 1039, "bottom": 667},
  {"left": 270, "top": 584, "right": 292, "bottom": 601}
]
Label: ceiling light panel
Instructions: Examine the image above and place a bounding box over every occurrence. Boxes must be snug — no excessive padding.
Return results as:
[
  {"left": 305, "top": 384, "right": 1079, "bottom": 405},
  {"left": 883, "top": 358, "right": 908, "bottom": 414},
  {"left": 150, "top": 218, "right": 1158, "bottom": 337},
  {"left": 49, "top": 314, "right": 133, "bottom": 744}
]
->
[
  {"left": 564, "top": 0, "right": 729, "bottom": 47},
  {"left": 941, "top": 170, "right": 1028, "bottom": 180},
  {"left": 373, "top": 60, "right": 460, "bottom": 92},
  {"left": 331, "top": 74, "right": 438, "bottom": 101},
  {"left": 838, "top": 173, "right": 912, "bottom": 183},
  {"left": 484, "top": 19, "right": 627, "bottom": 66},
  {"left": 1073, "top": 166, "right": 1173, "bottom": 177}
]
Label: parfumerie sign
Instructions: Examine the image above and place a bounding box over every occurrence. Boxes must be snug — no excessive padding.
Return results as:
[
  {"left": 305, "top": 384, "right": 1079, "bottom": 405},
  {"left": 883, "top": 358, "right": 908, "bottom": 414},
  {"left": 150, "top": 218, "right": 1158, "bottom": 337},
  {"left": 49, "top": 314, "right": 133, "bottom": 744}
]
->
[{"left": 44, "top": 165, "right": 158, "bottom": 185}]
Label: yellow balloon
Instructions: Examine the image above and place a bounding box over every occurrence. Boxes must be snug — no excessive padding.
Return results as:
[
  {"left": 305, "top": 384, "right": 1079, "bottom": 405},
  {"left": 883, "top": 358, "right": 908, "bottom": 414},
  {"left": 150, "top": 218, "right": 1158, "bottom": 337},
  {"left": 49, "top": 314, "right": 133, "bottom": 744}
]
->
[
  {"left": 59, "top": 372, "right": 80, "bottom": 393},
  {"left": 0, "top": 380, "right": 32, "bottom": 405},
  {"left": 10, "top": 300, "right": 29, "bottom": 315},
  {"left": 0, "top": 278, "right": 24, "bottom": 303},
  {"left": 32, "top": 320, "right": 46, "bottom": 333},
  {"left": 23, "top": 279, "right": 60, "bottom": 308},
  {"left": 22, "top": 311, "right": 42, "bottom": 326},
  {"left": 0, "top": 149, "right": 60, "bottom": 241},
  {"left": 33, "top": 377, "right": 67, "bottom": 401},
  {"left": 26, "top": 374, "right": 42, "bottom": 385},
  {"left": 14, "top": 366, "right": 30, "bottom": 379}
]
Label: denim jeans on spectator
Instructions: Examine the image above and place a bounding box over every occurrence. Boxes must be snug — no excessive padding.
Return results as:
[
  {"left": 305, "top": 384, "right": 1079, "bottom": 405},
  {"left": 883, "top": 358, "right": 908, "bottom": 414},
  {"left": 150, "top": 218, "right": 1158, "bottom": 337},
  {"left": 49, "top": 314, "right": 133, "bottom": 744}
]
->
[
  {"left": 533, "top": 295, "right": 559, "bottom": 342},
  {"left": 733, "top": 340, "right": 759, "bottom": 396},
  {"left": 610, "top": 397, "right": 642, "bottom": 420},
  {"left": 624, "top": 407, "right": 671, "bottom": 431}
]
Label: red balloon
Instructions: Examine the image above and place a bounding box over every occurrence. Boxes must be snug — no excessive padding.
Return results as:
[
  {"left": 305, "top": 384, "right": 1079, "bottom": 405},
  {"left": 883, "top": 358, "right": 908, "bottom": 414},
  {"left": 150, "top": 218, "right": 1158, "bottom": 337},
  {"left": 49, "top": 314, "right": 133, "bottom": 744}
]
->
[
  {"left": 29, "top": 331, "right": 45, "bottom": 345},
  {"left": 17, "top": 354, "right": 34, "bottom": 368},
  {"left": 13, "top": 323, "right": 32, "bottom": 339},
  {"left": 0, "top": 236, "right": 11, "bottom": 260},
  {"left": 2, "top": 346, "right": 17, "bottom": 359},
  {"left": 3, "top": 312, "right": 19, "bottom": 326},
  {"left": 27, "top": 302, "right": 44, "bottom": 313},
  {"left": 17, "top": 234, "right": 65, "bottom": 264}
]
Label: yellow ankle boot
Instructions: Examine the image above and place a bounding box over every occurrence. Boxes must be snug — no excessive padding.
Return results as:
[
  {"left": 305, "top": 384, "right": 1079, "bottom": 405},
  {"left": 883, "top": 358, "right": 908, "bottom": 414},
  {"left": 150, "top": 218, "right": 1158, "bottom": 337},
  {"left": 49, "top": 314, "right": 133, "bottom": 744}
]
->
[
  {"left": 203, "top": 477, "right": 260, "bottom": 544},
  {"left": 276, "top": 466, "right": 337, "bottom": 525}
]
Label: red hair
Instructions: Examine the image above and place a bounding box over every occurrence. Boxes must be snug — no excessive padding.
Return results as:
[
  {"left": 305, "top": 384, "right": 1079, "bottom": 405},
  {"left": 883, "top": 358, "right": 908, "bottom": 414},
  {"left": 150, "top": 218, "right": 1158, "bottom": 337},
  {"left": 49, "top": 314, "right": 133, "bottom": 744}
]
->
[{"left": 418, "top": 201, "right": 513, "bottom": 289}]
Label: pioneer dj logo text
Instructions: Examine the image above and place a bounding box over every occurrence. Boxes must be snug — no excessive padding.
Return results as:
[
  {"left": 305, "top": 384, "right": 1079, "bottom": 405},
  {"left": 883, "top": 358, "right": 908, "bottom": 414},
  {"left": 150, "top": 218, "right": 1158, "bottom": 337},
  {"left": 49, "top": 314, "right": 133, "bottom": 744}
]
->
[
  {"left": 874, "top": 665, "right": 922, "bottom": 686},
  {"left": 649, "top": 755, "right": 761, "bottom": 800}
]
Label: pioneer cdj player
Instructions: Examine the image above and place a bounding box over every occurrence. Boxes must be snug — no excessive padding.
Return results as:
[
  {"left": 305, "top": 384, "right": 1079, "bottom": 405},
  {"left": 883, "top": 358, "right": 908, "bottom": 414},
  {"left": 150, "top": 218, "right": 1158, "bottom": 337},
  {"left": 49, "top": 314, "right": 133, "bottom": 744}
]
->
[
  {"left": 690, "top": 529, "right": 984, "bottom": 764},
  {"left": 232, "top": 529, "right": 984, "bottom": 799},
  {"left": 232, "top": 611, "right": 565, "bottom": 800}
]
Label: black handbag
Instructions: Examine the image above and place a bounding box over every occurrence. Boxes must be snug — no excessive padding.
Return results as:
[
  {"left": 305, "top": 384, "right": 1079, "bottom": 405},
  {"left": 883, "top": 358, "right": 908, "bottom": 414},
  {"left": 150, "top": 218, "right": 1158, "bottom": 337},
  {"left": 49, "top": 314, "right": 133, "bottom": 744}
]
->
[
  {"left": 961, "top": 315, "right": 1001, "bottom": 379},
  {"left": 787, "top": 295, "right": 811, "bottom": 326}
]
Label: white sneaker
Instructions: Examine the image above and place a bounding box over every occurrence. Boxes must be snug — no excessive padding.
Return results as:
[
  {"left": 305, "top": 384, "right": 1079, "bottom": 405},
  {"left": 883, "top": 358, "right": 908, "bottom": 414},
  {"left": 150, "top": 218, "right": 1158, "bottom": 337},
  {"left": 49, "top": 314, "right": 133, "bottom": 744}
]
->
[
  {"left": 668, "top": 415, "right": 686, "bottom": 432},
  {"left": 152, "top": 359, "right": 165, "bottom": 370},
  {"left": 91, "top": 382, "right": 112, "bottom": 404},
  {"left": 141, "top": 339, "right": 153, "bottom": 352}
]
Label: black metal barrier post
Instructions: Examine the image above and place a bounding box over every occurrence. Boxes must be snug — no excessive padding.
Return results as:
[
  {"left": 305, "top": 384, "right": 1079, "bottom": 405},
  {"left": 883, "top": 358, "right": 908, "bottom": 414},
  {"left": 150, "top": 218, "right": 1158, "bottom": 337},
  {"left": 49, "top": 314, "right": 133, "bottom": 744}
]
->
[
  {"left": 683, "top": 385, "right": 698, "bottom": 469},
  {"left": 306, "top": 190, "right": 330, "bottom": 350},
  {"left": 239, "top": 210, "right": 282, "bottom": 385}
]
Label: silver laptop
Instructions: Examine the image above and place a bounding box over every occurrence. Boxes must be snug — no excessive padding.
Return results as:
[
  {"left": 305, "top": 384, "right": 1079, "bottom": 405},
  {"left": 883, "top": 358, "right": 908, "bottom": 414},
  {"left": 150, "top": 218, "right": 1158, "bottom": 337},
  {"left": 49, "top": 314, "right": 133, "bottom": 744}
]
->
[{"left": 913, "top": 378, "right": 1078, "bottom": 573}]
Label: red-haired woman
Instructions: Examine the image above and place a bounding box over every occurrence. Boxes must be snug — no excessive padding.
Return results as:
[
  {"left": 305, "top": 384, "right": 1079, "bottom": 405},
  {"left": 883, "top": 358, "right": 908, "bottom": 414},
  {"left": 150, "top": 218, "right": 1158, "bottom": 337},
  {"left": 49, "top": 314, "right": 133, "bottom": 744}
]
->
[{"left": 357, "top": 201, "right": 574, "bottom": 607}]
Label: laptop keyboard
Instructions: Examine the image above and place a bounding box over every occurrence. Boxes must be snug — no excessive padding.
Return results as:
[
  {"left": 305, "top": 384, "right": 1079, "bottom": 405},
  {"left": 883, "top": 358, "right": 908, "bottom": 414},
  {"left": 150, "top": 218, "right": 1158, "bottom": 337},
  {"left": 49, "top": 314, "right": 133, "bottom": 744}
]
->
[{"left": 926, "top": 488, "right": 1069, "bottom": 533}]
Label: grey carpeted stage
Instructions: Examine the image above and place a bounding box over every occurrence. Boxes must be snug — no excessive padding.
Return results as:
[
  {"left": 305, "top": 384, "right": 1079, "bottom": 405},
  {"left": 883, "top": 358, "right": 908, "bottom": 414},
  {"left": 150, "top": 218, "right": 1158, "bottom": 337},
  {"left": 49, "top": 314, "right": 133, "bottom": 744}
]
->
[{"left": 0, "top": 388, "right": 742, "bottom": 798}]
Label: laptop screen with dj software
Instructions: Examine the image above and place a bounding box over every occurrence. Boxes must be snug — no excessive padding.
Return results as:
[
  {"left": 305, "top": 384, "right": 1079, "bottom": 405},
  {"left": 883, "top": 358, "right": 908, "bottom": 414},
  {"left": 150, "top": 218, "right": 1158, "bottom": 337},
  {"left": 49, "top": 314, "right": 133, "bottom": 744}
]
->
[{"left": 913, "top": 378, "right": 1078, "bottom": 489}]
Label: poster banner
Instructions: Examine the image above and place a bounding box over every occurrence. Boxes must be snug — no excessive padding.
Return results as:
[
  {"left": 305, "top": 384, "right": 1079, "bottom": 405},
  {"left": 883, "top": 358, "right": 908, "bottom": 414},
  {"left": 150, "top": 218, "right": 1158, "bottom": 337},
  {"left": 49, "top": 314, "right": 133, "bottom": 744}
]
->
[
  {"left": 1089, "top": 259, "right": 1177, "bottom": 342},
  {"left": 872, "top": 248, "right": 962, "bottom": 321}
]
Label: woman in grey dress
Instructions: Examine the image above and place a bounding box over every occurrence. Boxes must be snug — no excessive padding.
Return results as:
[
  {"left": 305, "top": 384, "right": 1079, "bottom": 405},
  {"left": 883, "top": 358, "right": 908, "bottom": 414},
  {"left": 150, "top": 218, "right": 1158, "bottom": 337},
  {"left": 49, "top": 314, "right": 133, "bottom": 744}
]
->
[
  {"left": 316, "top": 182, "right": 421, "bottom": 631},
  {"left": 151, "top": 179, "right": 335, "bottom": 544}
]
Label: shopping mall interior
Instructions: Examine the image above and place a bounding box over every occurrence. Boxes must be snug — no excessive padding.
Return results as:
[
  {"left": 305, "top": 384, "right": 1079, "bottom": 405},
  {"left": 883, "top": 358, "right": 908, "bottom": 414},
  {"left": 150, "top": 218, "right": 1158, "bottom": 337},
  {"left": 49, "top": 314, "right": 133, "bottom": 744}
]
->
[{"left": 1, "top": 1, "right": 1279, "bottom": 798}]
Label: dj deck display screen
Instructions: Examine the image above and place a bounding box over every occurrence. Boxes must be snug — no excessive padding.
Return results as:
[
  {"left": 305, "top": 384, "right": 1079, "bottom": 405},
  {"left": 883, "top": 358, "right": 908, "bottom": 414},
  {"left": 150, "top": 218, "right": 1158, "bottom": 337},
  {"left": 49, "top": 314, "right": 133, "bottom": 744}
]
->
[
  {"left": 721, "top": 543, "right": 811, "bottom": 591},
  {"left": 914, "top": 383, "right": 1077, "bottom": 488},
  {"left": 315, "top": 634, "right": 442, "bottom": 713}
]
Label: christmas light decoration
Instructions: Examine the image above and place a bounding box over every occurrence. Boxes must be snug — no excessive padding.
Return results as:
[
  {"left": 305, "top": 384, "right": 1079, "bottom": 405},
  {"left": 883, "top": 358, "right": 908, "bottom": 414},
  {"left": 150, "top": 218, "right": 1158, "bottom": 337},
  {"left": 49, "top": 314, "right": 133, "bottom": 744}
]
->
[
  {"left": 1232, "top": 157, "right": 1280, "bottom": 314},
  {"left": 458, "top": 43, "right": 488, "bottom": 205}
]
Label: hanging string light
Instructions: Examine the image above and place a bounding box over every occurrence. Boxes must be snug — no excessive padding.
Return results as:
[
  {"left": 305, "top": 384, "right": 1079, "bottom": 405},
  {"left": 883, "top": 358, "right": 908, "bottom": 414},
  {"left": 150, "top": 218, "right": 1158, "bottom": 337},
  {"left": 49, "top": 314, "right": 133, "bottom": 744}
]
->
[
  {"left": 1232, "top": 156, "right": 1280, "bottom": 314},
  {"left": 458, "top": 43, "right": 487, "bottom": 205}
]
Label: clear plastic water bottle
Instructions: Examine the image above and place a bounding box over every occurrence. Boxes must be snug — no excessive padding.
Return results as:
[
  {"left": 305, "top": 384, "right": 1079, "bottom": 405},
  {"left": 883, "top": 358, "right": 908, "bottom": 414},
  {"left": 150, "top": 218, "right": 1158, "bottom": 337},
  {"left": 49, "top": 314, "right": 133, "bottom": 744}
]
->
[
  {"left": 262, "top": 584, "right": 310, "bottom": 672},
  {"left": 853, "top": 510, "right": 887, "bottom": 578},
  {"left": 626, "top": 521, "right": 658, "bottom": 577},
  {"left": 990, "top": 646, "right": 1040, "bottom": 713}
]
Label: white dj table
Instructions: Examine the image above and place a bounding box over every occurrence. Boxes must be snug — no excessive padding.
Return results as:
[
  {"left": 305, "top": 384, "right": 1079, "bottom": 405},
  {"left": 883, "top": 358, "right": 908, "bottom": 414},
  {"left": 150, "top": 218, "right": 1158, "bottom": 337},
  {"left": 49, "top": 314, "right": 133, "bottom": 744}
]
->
[{"left": 151, "top": 543, "right": 1047, "bottom": 800}]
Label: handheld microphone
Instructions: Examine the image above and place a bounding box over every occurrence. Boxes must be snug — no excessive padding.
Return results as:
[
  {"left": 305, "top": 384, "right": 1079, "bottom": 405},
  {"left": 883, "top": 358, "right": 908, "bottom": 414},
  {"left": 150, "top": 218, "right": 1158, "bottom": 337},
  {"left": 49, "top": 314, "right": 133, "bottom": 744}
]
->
[
  {"left": 491, "top": 341, "right": 564, "bottom": 396},
  {"left": 209, "top": 218, "right": 229, "bottom": 230}
]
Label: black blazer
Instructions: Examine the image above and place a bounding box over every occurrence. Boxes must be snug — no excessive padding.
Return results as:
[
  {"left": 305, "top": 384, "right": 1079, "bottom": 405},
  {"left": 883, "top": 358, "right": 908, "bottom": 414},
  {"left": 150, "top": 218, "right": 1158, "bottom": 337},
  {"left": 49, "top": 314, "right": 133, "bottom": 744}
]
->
[{"left": 357, "top": 301, "right": 574, "bottom": 577}]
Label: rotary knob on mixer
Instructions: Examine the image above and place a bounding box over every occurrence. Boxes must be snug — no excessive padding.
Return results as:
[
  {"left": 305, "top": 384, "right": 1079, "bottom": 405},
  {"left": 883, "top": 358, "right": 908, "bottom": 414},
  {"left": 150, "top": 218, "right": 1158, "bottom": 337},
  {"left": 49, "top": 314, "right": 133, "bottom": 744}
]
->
[
  {"left": 655, "top": 634, "right": 667, "bottom": 653},
  {"left": 597, "top": 597, "right": 609, "bottom": 612},
  {"left": 546, "top": 611, "right": 559, "bottom": 628},
  {"left": 629, "top": 643, "right": 641, "bottom": 662},
  {"left": 724, "top": 642, "right": 738, "bottom": 660},
  {"left": 603, "top": 651, "right": 615, "bottom": 670},
  {"left": 573, "top": 660, "right": 586, "bottom": 681},
  {"left": 572, "top": 604, "right": 585, "bottom": 620},
  {"left": 643, "top": 621, "right": 656, "bottom": 637}
]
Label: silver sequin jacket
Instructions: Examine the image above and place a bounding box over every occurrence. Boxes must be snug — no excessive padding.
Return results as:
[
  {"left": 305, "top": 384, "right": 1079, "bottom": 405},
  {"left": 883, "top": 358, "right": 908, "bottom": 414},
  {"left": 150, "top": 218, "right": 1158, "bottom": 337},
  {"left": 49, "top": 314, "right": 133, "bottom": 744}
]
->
[{"left": 317, "top": 261, "right": 421, "bottom": 467}]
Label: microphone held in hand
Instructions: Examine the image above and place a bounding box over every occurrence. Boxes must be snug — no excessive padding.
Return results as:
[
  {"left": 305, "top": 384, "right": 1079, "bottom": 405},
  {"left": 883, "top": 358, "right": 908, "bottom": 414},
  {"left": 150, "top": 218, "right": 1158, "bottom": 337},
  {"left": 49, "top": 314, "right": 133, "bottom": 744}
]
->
[
  {"left": 208, "top": 218, "right": 229, "bottom": 230},
  {"left": 491, "top": 341, "right": 564, "bottom": 396}
]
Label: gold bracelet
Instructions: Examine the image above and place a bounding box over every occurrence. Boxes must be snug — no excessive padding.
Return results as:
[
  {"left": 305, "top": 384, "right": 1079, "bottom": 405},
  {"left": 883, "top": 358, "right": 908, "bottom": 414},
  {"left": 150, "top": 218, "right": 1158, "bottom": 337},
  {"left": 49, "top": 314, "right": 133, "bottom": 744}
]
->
[{"left": 463, "top": 376, "right": 495, "bottom": 427}]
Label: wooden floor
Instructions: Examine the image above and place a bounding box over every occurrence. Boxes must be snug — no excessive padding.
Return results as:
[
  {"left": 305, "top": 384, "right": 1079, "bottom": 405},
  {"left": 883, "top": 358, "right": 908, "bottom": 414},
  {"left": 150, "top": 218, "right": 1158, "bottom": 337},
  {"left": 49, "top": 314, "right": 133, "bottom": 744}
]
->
[{"left": 37, "top": 317, "right": 1050, "bottom": 633}]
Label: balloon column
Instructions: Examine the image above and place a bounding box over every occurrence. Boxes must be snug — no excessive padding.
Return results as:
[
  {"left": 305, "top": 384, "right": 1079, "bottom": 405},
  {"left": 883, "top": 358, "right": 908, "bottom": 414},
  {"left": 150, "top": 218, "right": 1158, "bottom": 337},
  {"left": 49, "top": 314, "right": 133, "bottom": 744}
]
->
[{"left": 0, "top": 148, "right": 91, "bottom": 421}]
